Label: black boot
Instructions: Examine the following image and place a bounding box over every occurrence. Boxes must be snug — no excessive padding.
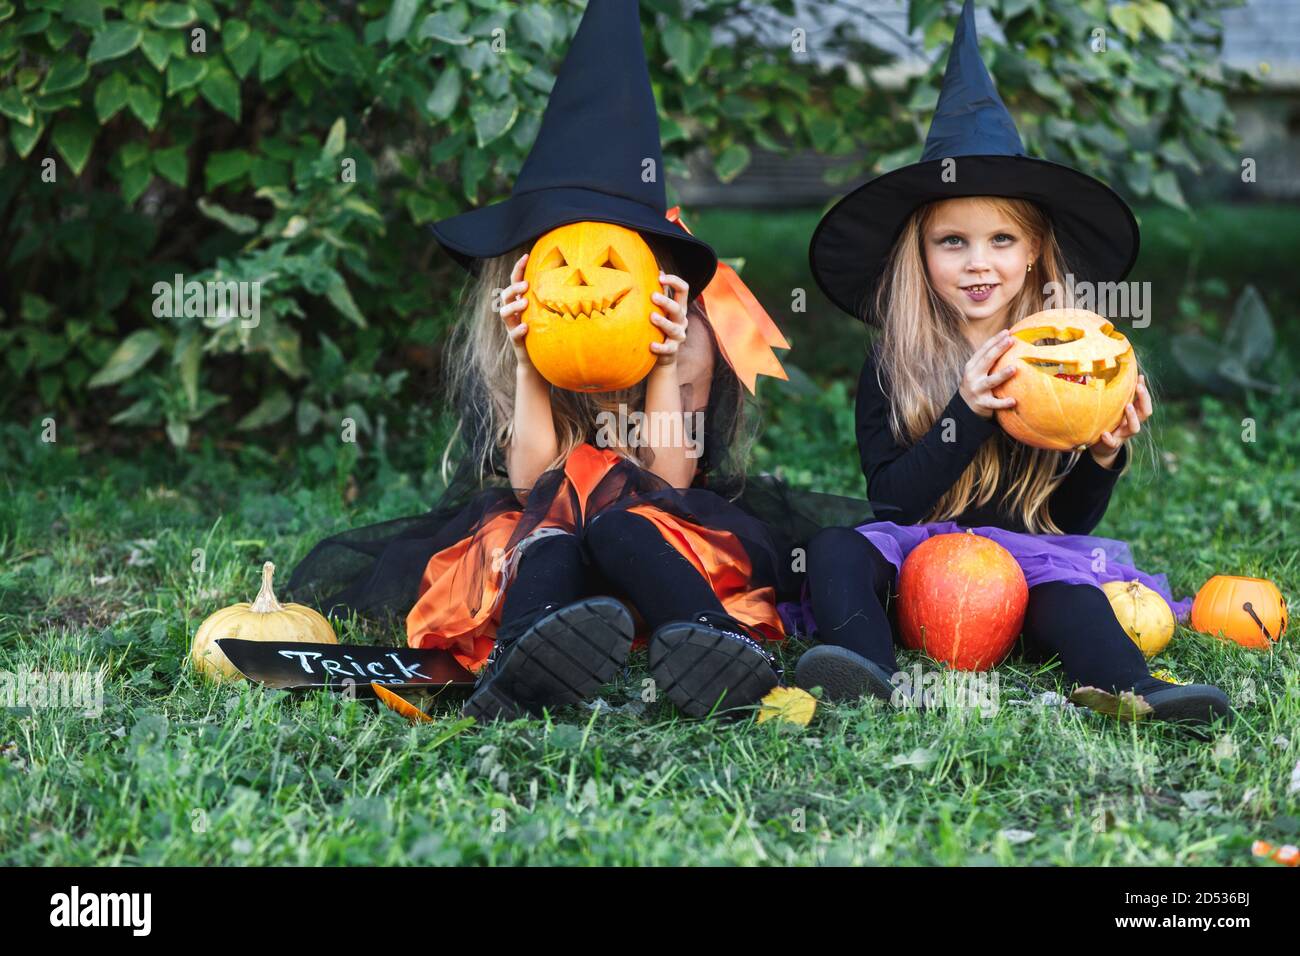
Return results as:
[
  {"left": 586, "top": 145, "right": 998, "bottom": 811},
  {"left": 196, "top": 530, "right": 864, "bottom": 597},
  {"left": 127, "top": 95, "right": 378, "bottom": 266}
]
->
[
  {"left": 1135, "top": 676, "right": 1233, "bottom": 726},
  {"left": 648, "top": 611, "right": 781, "bottom": 718},
  {"left": 794, "top": 644, "right": 903, "bottom": 705},
  {"left": 463, "top": 597, "right": 634, "bottom": 722}
]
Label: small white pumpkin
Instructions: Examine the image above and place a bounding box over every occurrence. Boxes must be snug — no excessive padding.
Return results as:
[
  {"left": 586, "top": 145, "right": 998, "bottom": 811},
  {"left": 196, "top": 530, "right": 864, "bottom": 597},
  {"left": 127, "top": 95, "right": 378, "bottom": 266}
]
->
[{"left": 190, "top": 561, "right": 336, "bottom": 681}]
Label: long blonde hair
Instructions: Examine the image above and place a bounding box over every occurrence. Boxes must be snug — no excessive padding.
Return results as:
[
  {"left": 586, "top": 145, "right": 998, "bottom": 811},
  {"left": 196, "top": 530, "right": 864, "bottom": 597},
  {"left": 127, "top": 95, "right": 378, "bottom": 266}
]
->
[
  {"left": 441, "top": 241, "right": 751, "bottom": 486},
  {"left": 871, "top": 197, "right": 1143, "bottom": 533}
]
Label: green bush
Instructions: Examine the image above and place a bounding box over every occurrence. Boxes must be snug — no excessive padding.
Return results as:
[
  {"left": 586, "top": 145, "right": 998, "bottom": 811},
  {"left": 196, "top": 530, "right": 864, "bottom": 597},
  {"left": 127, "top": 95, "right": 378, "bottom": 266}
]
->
[{"left": 0, "top": 0, "right": 1249, "bottom": 465}]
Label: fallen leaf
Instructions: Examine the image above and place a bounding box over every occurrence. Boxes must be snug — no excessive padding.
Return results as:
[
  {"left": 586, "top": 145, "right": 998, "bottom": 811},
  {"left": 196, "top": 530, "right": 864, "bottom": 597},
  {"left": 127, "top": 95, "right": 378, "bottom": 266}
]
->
[
  {"left": 1069, "top": 685, "right": 1154, "bottom": 719},
  {"left": 371, "top": 682, "right": 433, "bottom": 723},
  {"left": 756, "top": 686, "right": 816, "bottom": 727}
]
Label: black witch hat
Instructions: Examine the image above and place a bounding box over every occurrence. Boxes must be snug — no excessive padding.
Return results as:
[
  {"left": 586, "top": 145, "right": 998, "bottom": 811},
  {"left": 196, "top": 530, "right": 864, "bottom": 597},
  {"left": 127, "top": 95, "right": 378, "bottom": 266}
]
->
[
  {"left": 809, "top": 0, "right": 1140, "bottom": 323},
  {"left": 430, "top": 0, "right": 717, "bottom": 295}
]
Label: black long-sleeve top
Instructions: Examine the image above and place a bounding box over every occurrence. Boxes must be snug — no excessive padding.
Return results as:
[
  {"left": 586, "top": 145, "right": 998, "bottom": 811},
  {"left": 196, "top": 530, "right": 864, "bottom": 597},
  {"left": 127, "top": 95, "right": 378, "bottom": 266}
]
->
[{"left": 855, "top": 344, "right": 1127, "bottom": 535}]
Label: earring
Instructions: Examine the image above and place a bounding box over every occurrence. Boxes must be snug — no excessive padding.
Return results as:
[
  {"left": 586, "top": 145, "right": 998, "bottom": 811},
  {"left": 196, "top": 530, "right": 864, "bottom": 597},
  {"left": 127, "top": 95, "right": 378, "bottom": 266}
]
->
[{"left": 1027, "top": 263, "right": 1033, "bottom": 273}]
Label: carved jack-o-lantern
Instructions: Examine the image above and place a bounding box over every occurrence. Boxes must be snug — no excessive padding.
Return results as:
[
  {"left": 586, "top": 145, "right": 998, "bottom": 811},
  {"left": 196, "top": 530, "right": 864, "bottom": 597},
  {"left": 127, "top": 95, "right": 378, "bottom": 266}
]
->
[
  {"left": 522, "top": 221, "right": 662, "bottom": 392},
  {"left": 991, "top": 309, "right": 1137, "bottom": 451},
  {"left": 1191, "top": 575, "right": 1288, "bottom": 651}
]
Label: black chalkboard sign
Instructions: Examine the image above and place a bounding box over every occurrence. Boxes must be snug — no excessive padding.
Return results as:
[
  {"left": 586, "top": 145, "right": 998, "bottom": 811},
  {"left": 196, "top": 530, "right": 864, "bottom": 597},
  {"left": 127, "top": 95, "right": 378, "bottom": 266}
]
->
[{"left": 217, "top": 640, "right": 475, "bottom": 696}]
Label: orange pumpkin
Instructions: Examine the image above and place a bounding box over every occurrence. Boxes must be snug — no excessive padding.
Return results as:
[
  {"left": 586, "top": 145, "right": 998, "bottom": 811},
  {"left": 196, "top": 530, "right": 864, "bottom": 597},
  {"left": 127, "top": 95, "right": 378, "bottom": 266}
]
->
[
  {"left": 991, "top": 309, "right": 1137, "bottom": 451},
  {"left": 1190, "top": 575, "right": 1288, "bottom": 650},
  {"left": 522, "top": 221, "right": 662, "bottom": 392},
  {"left": 897, "top": 531, "right": 1028, "bottom": 671}
]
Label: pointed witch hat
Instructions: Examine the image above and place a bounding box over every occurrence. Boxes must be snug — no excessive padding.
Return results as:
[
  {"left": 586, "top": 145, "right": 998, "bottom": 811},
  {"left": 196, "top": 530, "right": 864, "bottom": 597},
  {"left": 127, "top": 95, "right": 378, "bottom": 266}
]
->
[
  {"left": 809, "top": 0, "right": 1140, "bottom": 323},
  {"left": 429, "top": 0, "right": 717, "bottom": 296}
]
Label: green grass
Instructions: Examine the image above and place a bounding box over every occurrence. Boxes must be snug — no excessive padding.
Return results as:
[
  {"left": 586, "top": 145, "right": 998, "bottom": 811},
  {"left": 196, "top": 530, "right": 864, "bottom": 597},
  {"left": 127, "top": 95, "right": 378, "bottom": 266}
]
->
[
  {"left": 2, "top": 204, "right": 1298, "bottom": 866},
  {"left": 2, "top": 379, "right": 1297, "bottom": 866}
]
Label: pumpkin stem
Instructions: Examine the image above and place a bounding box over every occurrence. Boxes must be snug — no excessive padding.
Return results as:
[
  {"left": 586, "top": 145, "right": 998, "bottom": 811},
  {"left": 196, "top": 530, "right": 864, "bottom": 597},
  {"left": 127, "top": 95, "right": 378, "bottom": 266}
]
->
[{"left": 249, "top": 561, "right": 284, "bottom": 614}]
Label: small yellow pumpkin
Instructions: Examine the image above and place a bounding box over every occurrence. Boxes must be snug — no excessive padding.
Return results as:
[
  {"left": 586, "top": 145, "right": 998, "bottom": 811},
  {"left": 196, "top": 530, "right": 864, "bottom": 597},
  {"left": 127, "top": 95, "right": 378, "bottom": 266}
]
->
[
  {"left": 522, "top": 220, "right": 663, "bottom": 392},
  {"left": 190, "top": 561, "right": 336, "bottom": 681},
  {"left": 1101, "top": 580, "right": 1175, "bottom": 658}
]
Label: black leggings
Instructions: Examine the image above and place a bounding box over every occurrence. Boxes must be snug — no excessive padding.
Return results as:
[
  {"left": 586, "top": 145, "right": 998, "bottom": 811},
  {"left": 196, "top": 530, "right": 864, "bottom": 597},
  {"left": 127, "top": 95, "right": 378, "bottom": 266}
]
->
[
  {"left": 499, "top": 511, "right": 726, "bottom": 631},
  {"left": 805, "top": 526, "right": 1155, "bottom": 693}
]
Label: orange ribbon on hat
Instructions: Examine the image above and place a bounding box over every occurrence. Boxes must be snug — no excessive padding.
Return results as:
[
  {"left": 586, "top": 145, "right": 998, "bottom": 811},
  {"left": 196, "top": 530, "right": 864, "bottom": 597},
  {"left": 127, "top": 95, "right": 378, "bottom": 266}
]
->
[{"left": 666, "top": 206, "right": 789, "bottom": 394}]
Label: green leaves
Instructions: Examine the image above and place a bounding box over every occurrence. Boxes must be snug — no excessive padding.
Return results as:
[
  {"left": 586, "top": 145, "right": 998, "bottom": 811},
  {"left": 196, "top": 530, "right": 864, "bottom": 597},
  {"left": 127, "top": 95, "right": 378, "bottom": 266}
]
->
[
  {"left": 661, "top": 20, "right": 710, "bottom": 84},
  {"left": 258, "top": 38, "right": 300, "bottom": 82},
  {"left": 62, "top": 0, "right": 105, "bottom": 31},
  {"left": 94, "top": 72, "right": 131, "bottom": 122},
  {"left": 148, "top": 3, "right": 197, "bottom": 29},
  {"left": 41, "top": 54, "right": 89, "bottom": 95},
  {"left": 713, "top": 144, "right": 751, "bottom": 184},
  {"left": 204, "top": 150, "right": 253, "bottom": 190},
  {"left": 426, "top": 66, "right": 461, "bottom": 120},
  {"left": 51, "top": 115, "right": 97, "bottom": 176},
  {"left": 0, "top": 87, "right": 34, "bottom": 125},
  {"left": 325, "top": 272, "right": 367, "bottom": 327},
  {"left": 127, "top": 82, "right": 162, "bottom": 130},
  {"left": 166, "top": 55, "right": 207, "bottom": 96},
  {"left": 153, "top": 145, "right": 189, "bottom": 187},
  {"left": 237, "top": 389, "right": 293, "bottom": 430},
  {"left": 88, "top": 330, "right": 162, "bottom": 388},
  {"left": 469, "top": 97, "right": 517, "bottom": 147},
  {"left": 87, "top": 22, "right": 143, "bottom": 65},
  {"left": 386, "top": 0, "right": 421, "bottom": 44},
  {"left": 1172, "top": 285, "right": 1280, "bottom": 396},
  {"left": 199, "top": 62, "right": 241, "bottom": 120}
]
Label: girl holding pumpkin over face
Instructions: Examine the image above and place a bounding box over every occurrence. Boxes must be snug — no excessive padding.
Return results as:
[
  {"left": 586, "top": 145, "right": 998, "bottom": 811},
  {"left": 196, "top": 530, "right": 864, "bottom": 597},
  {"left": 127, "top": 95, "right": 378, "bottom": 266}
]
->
[
  {"left": 791, "top": 0, "right": 1230, "bottom": 726},
  {"left": 286, "top": 2, "right": 794, "bottom": 721}
]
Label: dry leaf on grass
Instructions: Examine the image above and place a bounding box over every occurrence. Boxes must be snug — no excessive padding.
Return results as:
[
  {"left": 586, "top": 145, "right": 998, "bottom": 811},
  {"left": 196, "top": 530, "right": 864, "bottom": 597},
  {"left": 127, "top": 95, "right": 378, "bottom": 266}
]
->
[
  {"left": 371, "top": 682, "right": 433, "bottom": 723},
  {"left": 757, "top": 686, "right": 816, "bottom": 727},
  {"left": 1069, "top": 685, "right": 1154, "bottom": 719}
]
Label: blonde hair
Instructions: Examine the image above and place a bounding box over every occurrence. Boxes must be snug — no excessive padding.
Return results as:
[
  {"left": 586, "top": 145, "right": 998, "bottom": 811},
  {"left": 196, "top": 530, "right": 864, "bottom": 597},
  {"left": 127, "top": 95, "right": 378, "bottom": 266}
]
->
[
  {"left": 871, "top": 197, "right": 1146, "bottom": 533},
  {"left": 441, "top": 241, "right": 751, "bottom": 486}
]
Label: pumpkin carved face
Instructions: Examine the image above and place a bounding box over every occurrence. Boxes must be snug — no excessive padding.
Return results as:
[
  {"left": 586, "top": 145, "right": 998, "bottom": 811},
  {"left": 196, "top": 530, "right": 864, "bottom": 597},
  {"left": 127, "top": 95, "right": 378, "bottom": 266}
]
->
[
  {"left": 522, "top": 221, "right": 662, "bottom": 393},
  {"left": 1191, "top": 575, "right": 1288, "bottom": 651},
  {"left": 991, "top": 309, "right": 1137, "bottom": 451}
]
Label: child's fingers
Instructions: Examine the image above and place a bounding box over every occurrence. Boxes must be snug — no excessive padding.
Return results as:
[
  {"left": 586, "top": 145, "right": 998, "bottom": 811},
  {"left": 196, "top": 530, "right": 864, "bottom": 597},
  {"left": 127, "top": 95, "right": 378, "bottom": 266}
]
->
[
  {"left": 510, "top": 253, "right": 529, "bottom": 284},
  {"left": 970, "top": 330, "right": 1013, "bottom": 374},
  {"left": 987, "top": 395, "right": 1016, "bottom": 410},
  {"left": 1124, "top": 403, "right": 1141, "bottom": 434},
  {"left": 508, "top": 321, "right": 528, "bottom": 339},
  {"left": 659, "top": 273, "right": 690, "bottom": 307},
  {"left": 650, "top": 340, "right": 679, "bottom": 355},
  {"left": 651, "top": 291, "right": 687, "bottom": 321},
  {"left": 1135, "top": 376, "right": 1153, "bottom": 419},
  {"left": 650, "top": 311, "right": 686, "bottom": 340},
  {"left": 499, "top": 300, "right": 528, "bottom": 326},
  {"left": 500, "top": 280, "right": 528, "bottom": 307}
]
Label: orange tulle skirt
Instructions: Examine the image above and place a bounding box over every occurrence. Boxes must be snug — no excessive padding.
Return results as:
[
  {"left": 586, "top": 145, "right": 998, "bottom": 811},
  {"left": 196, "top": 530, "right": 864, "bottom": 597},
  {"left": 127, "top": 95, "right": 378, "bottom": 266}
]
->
[{"left": 405, "top": 444, "right": 785, "bottom": 673}]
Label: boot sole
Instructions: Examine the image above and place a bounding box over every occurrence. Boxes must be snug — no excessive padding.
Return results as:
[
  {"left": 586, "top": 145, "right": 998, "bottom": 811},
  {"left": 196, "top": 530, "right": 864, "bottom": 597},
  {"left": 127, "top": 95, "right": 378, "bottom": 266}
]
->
[
  {"left": 794, "top": 645, "right": 899, "bottom": 704},
  {"left": 1143, "top": 685, "right": 1233, "bottom": 727},
  {"left": 649, "top": 623, "right": 779, "bottom": 718},
  {"left": 463, "top": 597, "right": 634, "bottom": 722}
]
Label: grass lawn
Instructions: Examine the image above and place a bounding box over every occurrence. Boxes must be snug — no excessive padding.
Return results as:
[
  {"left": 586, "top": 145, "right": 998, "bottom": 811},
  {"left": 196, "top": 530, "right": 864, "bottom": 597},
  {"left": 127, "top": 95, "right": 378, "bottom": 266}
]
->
[{"left": 2, "top": 205, "right": 1298, "bottom": 866}]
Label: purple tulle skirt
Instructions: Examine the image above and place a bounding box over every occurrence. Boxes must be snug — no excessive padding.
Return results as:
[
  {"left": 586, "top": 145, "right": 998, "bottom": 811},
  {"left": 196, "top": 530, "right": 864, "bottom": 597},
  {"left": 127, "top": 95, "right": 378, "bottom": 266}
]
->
[{"left": 779, "top": 520, "right": 1193, "bottom": 638}]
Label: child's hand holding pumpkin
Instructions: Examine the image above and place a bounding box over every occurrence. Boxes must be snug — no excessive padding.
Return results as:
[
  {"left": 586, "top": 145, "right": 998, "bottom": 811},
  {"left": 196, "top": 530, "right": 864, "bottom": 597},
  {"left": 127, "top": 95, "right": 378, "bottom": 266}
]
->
[
  {"left": 1090, "top": 373, "right": 1151, "bottom": 468},
  {"left": 499, "top": 252, "right": 532, "bottom": 368},
  {"left": 649, "top": 273, "right": 690, "bottom": 368}
]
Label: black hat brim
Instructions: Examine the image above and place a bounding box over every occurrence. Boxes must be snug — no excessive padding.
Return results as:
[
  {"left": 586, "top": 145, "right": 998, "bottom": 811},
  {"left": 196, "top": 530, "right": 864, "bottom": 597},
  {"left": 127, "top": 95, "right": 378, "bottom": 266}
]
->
[
  {"left": 430, "top": 186, "right": 718, "bottom": 298},
  {"left": 809, "top": 155, "right": 1140, "bottom": 323}
]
